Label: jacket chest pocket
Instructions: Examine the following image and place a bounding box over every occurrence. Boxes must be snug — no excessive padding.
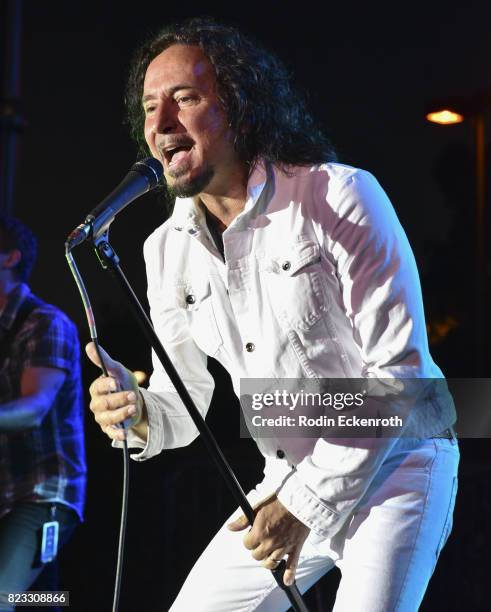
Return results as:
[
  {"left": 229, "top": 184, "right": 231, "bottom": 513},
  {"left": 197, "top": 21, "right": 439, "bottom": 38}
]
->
[
  {"left": 173, "top": 277, "right": 223, "bottom": 357},
  {"left": 259, "top": 240, "right": 330, "bottom": 331}
]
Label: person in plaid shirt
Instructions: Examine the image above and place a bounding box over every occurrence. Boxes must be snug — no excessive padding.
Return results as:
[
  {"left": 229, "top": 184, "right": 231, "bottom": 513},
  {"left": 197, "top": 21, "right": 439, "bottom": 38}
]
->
[{"left": 0, "top": 214, "right": 86, "bottom": 608}]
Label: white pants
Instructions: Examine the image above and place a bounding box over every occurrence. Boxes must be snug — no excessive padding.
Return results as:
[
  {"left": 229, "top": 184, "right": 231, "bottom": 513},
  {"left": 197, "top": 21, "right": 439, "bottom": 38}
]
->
[{"left": 170, "top": 437, "right": 459, "bottom": 612}]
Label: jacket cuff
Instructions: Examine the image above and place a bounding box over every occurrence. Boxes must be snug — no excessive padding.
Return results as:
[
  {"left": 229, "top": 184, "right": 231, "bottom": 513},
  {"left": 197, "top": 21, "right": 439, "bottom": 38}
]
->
[
  {"left": 111, "top": 387, "right": 164, "bottom": 461},
  {"left": 276, "top": 471, "right": 341, "bottom": 539}
]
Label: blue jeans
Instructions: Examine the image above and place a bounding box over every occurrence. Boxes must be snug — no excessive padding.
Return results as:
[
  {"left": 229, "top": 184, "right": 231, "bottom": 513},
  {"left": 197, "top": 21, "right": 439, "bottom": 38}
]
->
[{"left": 0, "top": 502, "right": 79, "bottom": 612}]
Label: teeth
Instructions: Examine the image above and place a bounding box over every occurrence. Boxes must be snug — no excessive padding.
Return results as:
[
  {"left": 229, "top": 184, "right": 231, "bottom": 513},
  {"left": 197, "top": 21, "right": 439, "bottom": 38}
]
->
[{"left": 164, "top": 149, "right": 177, "bottom": 162}]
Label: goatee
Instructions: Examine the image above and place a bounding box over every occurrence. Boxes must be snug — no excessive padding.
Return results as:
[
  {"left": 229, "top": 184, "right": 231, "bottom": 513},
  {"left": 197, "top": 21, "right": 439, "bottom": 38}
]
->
[{"left": 167, "top": 166, "right": 214, "bottom": 198}]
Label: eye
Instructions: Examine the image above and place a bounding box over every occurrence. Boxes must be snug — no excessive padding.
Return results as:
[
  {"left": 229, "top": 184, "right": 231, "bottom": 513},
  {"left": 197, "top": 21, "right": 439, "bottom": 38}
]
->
[
  {"left": 144, "top": 104, "right": 156, "bottom": 116},
  {"left": 176, "top": 95, "right": 197, "bottom": 106}
]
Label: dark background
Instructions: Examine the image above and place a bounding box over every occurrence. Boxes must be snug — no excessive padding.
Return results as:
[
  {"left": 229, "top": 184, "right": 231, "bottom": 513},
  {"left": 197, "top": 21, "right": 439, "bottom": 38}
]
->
[{"left": 3, "top": 0, "right": 491, "bottom": 609}]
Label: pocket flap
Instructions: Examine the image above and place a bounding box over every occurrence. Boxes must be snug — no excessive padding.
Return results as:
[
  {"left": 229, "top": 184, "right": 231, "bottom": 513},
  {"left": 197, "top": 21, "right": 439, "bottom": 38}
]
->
[
  {"left": 173, "top": 276, "right": 211, "bottom": 311},
  {"left": 261, "top": 240, "right": 321, "bottom": 276}
]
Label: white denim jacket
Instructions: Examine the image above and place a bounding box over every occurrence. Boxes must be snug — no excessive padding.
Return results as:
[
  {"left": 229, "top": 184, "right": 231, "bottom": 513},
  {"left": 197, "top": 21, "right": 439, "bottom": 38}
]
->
[{"left": 123, "top": 162, "right": 454, "bottom": 539}]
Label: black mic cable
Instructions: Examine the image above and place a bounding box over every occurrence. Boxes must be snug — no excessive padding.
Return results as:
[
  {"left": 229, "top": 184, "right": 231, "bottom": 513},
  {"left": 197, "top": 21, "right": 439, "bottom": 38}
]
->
[
  {"left": 65, "top": 157, "right": 163, "bottom": 612},
  {"left": 65, "top": 247, "right": 129, "bottom": 612}
]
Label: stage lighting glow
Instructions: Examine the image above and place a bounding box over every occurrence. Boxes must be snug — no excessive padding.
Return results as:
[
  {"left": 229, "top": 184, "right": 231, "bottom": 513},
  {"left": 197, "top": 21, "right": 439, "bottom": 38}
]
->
[
  {"left": 426, "top": 109, "right": 464, "bottom": 124},
  {"left": 133, "top": 370, "right": 148, "bottom": 384}
]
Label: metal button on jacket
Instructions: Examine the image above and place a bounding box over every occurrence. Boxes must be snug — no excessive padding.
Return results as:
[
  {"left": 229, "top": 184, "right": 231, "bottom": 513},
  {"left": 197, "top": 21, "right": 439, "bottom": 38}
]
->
[
  {"left": 245, "top": 342, "right": 255, "bottom": 352},
  {"left": 185, "top": 294, "right": 196, "bottom": 305},
  {"left": 276, "top": 449, "right": 285, "bottom": 459},
  {"left": 282, "top": 261, "right": 291, "bottom": 271}
]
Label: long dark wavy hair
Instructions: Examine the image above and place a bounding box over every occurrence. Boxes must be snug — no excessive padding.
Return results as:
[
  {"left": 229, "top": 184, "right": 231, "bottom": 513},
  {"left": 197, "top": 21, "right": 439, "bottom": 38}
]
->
[{"left": 125, "top": 18, "right": 337, "bottom": 169}]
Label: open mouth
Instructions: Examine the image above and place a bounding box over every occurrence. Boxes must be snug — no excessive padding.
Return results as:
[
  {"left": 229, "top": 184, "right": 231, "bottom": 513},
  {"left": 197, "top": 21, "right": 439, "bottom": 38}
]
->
[{"left": 164, "top": 145, "right": 194, "bottom": 167}]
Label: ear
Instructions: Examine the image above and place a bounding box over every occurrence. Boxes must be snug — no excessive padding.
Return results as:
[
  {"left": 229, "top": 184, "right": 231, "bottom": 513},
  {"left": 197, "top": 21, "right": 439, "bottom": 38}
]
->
[{"left": 1, "top": 249, "right": 21, "bottom": 270}]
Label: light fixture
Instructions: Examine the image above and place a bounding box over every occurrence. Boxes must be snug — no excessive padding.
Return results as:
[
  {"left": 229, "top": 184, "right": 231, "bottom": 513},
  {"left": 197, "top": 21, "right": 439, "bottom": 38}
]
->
[
  {"left": 425, "top": 91, "right": 491, "bottom": 374},
  {"left": 426, "top": 109, "right": 464, "bottom": 125}
]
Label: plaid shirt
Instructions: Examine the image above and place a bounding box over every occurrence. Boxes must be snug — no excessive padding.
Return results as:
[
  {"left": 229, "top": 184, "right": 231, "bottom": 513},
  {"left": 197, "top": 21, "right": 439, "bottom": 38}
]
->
[{"left": 0, "top": 284, "right": 86, "bottom": 520}]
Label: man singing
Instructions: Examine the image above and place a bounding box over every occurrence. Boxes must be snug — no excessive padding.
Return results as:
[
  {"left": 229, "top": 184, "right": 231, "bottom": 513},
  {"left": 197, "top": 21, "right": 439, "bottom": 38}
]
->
[{"left": 87, "top": 18, "right": 458, "bottom": 611}]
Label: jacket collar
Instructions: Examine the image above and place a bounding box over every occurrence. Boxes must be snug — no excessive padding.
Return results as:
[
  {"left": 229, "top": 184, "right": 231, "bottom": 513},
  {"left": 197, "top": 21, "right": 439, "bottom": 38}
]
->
[{"left": 169, "top": 160, "right": 272, "bottom": 234}]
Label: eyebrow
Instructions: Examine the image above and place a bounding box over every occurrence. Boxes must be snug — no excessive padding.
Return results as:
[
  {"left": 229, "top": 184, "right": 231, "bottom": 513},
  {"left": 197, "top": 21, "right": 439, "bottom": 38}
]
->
[{"left": 141, "top": 84, "right": 195, "bottom": 105}]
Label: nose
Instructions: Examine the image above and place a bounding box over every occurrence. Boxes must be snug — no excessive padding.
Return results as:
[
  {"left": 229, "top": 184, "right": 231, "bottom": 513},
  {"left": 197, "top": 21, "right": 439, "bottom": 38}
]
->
[{"left": 150, "top": 99, "right": 179, "bottom": 135}]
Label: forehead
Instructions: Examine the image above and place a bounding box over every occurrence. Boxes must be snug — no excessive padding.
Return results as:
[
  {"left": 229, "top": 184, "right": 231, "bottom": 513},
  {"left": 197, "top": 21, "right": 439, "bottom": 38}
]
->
[{"left": 143, "top": 44, "right": 216, "bottom": 95}]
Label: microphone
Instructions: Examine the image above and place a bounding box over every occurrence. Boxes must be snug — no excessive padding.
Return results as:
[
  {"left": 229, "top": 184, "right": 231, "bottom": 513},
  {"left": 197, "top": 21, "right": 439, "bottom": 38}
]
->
[{"left": 66, "top": 157, "right": 163, "bottom": 249}]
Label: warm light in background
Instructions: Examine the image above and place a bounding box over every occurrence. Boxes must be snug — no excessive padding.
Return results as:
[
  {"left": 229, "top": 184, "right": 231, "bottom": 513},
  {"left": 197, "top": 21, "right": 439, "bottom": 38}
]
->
[
  {"left": 426, "top": 315, "right": 459, "bottom": 345},
  {"left": 133, "top": 370, "right": 148, "bottom": 385},
  {"left": 426, "top": 109, "right": 465, "bottom": 124}
]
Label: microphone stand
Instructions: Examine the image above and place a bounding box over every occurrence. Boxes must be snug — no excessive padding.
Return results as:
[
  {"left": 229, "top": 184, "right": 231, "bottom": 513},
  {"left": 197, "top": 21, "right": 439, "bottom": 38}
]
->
[{"left": 91, "top": 233, "right": 310, "bottom": 612}]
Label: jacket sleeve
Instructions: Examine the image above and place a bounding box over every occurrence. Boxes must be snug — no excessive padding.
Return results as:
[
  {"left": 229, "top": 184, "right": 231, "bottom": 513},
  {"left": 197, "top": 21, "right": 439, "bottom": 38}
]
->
[
  {"left": 277, "top": 168, "right": 437, "bottom": 538},
  {"left": 118, "top": 230, "right": 215, "bottom": 462}
]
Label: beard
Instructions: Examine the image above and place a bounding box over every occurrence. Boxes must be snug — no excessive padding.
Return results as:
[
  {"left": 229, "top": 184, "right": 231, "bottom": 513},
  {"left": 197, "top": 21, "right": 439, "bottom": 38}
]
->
[{"left": 167, "top": 163, "right": 215, "bottom": 198}]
